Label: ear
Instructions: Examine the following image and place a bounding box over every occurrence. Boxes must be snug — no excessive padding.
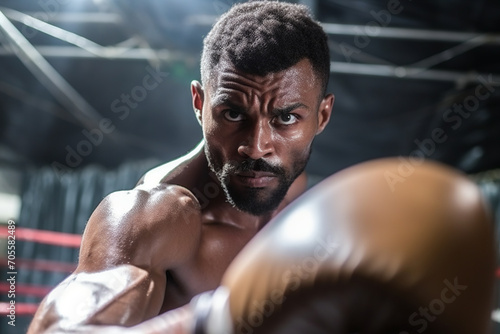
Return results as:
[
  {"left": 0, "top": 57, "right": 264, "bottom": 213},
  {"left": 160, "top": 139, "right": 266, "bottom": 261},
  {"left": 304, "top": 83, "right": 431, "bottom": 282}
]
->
[
  {"left": 191, "top": 80, "right": 204, "bottom": 126},
  {"left": 316, "top": 93, "right": 334, "bottom": 135}
]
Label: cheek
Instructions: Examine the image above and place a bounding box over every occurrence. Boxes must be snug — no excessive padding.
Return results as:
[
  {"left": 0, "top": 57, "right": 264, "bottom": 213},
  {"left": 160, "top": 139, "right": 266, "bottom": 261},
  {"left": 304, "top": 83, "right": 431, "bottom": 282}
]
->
[
  {"left": 201, "top": 113, "right": 216, "bottom": 139},
  {"left": 292, "top": 142, "right": 312, "bottom": 161},
  {"left": 276, "top": 133, "right": 313, "bottom": 169},
  {"left": 202, "top": 118, "right": 234, "bottom": 162},
  {"left": 202, "top": 115, "right": 226, "bottom": 151},
  {"left": 277, "top": 124, "right": 316, "bottom": 153}
]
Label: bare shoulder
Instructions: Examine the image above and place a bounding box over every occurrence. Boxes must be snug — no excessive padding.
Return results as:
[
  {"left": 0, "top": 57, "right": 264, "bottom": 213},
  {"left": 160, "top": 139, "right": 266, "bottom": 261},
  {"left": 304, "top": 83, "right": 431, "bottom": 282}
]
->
[
  {"left": 77, "top": 142, "right": 207, "bottom": 274},
  {"left": 138, "top": 141, "right": 206, "bottom": 188},
  {"left": 77, "top": 182, "right": 202, "bottom": 273}
]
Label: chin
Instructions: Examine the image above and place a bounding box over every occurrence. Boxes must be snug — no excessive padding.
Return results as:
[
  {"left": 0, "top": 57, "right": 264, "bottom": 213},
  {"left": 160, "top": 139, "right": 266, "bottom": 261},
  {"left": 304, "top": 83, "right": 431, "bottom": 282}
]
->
[{"left": 228, "top": 185, "right": 287, "bottom": 216}]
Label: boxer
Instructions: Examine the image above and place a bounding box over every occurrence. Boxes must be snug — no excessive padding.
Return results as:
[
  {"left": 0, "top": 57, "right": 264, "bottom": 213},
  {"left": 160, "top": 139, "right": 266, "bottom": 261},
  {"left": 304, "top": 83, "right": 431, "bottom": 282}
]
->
[
  {"left": 30, "top": 158, "right": 496, "bottom": 333},
  {"left": 27, "top": 2, "right": 496, "bottom": 333},
  {"left": 28, "top": 1, "right": 334, "bottom": 332}
]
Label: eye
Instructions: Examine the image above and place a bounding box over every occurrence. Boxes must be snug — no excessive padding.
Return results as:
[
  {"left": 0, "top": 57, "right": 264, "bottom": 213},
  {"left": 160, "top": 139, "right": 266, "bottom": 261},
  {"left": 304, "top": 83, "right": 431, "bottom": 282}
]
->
[
  {"left": 275, "top": 113, "right": 298, "bottom": 125},
  {"left": 223, "top": 110, "right": 245, "bottom": 122}
]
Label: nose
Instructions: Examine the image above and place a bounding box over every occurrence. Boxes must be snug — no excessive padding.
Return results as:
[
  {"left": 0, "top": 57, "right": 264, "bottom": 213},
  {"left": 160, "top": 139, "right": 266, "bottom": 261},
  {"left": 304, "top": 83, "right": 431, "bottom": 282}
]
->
[{"left": 237, "top": 120, "right": 274, "bottom": 160}]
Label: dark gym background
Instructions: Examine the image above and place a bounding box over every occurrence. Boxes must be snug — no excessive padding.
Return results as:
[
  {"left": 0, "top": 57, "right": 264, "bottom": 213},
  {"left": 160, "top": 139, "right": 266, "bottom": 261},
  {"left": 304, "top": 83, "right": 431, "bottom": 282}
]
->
[{"left": 0, "top": 0, "right": 499, "bottom": 333}]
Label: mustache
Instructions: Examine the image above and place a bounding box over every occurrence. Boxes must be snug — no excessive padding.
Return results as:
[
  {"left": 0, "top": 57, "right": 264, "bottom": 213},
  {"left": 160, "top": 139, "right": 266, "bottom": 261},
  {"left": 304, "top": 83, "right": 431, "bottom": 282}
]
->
[{"left": 231, "top": 159, "right": 284, "bottom": 175}]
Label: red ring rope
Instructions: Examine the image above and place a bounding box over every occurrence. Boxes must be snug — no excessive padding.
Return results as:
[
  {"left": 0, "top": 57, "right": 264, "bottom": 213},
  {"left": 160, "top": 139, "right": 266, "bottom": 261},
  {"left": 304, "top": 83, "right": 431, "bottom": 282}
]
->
[
  {"left": 0, "top": 226, "right": 81, "bottom": 248},
  {"left": 0, "top": 258, "right": 76, "bottom": 273},
  {"left": 0, "top": 302, "right": 39, "bottom": 316},
  {"left": 0, "top": 283, "right": 51, "bottom": 298}
]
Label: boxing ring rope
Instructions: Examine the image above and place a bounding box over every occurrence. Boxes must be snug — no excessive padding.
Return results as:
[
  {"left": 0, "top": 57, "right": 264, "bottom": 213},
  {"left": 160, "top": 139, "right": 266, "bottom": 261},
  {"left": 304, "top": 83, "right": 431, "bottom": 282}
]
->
[
  {"left": 0, "top": 257, "right": 76, "bottom": 273},
  {"left": 0, "top": 227, "right": 80, "bottom": 316},
  {"left": 0, "top": 226, "right": 81, "bottom": 248},
  {"left": 0, "top": 282, "right": 52, "bottom": 298},
  {"left": 0, "top": 303, "right": 39, "bottom": 316}
]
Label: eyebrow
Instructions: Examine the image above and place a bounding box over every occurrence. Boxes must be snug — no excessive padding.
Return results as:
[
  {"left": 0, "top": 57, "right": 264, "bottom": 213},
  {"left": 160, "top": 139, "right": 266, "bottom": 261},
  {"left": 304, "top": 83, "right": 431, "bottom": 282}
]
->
[
  {"left": 271, "top": 103, "right": 308, "bottom": 116},
  {"left": 211, "top": 96, "right": 308, "bottom": 116},
  {"left": 211, "top": 95, "right": 245, "bottom": 112}
]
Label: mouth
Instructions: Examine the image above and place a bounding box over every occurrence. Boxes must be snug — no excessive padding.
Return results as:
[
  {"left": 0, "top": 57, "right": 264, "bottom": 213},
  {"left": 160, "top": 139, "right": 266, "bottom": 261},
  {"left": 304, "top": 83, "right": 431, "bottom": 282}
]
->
[{"left": 234, "top": 171, "right": 277, "bottom": 188}]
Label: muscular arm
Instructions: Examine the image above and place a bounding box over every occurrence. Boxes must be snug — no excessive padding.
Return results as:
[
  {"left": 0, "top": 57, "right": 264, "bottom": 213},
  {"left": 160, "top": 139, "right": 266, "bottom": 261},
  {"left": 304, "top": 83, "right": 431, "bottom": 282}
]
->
[{"left": 28, "top": 184, "right": 202, "bottom": 333}]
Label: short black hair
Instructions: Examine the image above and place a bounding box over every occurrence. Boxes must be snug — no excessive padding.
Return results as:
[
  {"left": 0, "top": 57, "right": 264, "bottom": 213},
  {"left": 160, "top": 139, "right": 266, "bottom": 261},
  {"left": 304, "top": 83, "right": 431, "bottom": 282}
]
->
[{"left": 201, "top": 1, "right": 330, "bottom": 96}]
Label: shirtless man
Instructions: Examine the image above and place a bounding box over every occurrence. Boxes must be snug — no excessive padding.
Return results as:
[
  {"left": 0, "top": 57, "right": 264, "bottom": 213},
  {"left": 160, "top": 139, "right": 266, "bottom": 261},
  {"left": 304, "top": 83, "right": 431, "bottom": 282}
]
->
[{"left": 28, "top": 2, "right": 334, "bottom": 332}]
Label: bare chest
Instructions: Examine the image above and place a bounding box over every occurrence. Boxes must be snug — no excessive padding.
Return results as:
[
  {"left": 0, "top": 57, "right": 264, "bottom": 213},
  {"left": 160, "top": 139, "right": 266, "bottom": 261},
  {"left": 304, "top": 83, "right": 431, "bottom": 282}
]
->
[{"left": 160, "top": 221, "right": 257, "bottom": 312}]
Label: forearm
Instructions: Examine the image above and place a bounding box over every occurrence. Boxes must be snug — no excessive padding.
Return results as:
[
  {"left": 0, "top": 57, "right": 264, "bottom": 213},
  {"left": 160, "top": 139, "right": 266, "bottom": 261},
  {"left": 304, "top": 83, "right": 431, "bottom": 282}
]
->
[{"left": 28, "top": 265, "right": 164, "bottom": 334}]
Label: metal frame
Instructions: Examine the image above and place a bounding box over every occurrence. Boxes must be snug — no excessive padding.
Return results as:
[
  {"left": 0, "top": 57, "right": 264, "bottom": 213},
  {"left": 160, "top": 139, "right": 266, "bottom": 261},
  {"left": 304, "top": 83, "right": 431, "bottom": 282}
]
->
[
  {"left": 0, "top": 8, "right": 177, "bottom": 155},
  {"left": 321, "top": 23, "right": 500, "bottom": 44},
  {"left": 0, "top": 0, "right": 500, "bottom": 120},
  {"left": 0, "top": 9, "right": 113, "bottom": 135},
  {"left": 0, "top": 7, "right": 190, "bottom": 61}
]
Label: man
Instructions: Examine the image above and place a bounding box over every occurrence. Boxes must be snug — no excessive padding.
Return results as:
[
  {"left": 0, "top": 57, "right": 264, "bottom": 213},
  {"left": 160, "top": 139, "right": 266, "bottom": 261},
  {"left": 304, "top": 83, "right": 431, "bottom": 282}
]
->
[{"left": 28, "top": 1, "right": 334, "bottom": 332}]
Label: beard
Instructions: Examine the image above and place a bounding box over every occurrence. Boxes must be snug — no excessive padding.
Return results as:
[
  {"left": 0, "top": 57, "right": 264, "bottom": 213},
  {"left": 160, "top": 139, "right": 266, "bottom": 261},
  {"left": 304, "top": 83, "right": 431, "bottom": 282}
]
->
[{"left": 205, "top": 145, "right": 311, "bottom": 216}]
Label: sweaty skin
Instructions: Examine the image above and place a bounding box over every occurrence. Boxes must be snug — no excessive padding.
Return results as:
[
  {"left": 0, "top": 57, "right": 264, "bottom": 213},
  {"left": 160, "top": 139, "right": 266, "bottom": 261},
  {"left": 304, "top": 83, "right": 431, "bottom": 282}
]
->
[{"left": 28, "top": 59, "right": 333, "bottom": 333}]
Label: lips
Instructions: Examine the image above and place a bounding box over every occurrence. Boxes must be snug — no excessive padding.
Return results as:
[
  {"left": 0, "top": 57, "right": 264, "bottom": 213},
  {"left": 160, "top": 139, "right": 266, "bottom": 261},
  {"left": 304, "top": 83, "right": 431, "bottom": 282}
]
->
[{"left": 235, "top": 171, "right": 277, "bottom": 188}]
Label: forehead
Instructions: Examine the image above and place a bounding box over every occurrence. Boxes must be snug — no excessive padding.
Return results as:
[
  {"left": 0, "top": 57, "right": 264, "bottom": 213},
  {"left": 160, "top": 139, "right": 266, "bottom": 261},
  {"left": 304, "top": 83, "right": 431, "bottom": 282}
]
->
[{"left": 207, "top": 59, "right": 320, "bottom": 105}]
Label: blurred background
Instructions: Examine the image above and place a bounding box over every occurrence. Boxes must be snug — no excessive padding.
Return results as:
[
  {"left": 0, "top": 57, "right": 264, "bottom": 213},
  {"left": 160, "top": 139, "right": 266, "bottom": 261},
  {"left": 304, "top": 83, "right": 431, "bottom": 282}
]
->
[{"left": 0, "top": 0, "right": 499, "bottom": 332}]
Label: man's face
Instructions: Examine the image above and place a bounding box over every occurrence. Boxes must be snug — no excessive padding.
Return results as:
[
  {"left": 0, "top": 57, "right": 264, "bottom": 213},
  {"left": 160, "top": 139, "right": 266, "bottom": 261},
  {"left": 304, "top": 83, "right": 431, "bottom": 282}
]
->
[{"left": 192, "top": 59, "right": 333, "bottom": 216}]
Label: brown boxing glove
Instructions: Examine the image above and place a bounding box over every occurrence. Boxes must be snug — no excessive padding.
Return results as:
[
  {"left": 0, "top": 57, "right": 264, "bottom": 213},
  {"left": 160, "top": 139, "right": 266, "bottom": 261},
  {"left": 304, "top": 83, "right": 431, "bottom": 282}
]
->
[{"left": 202, "top": 158, "right": 497, "bottom": 334}]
